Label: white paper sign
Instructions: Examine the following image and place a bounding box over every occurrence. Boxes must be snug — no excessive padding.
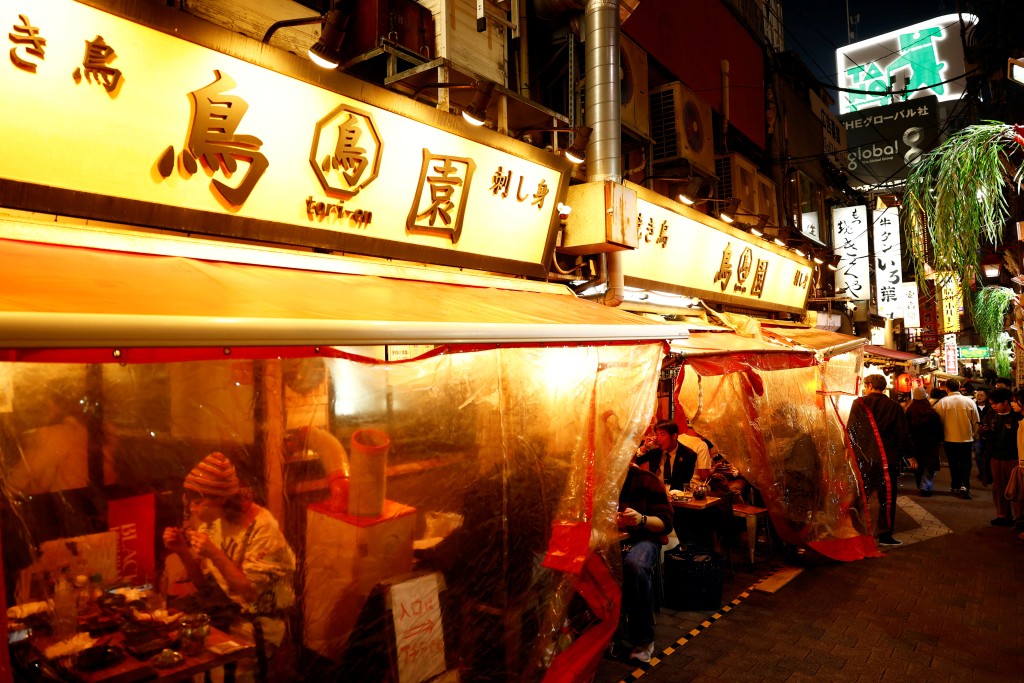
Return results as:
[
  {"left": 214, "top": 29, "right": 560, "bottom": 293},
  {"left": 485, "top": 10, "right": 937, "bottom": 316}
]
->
[
  {"left": 872, "top": 207, "right": 903, "bottom": 319},
  {"left": 944, "top": 333, "right": 959, "bottom": 374},
  {"left": 390, "top": 573, "right": 446, "bottom": 683},
  {"left": 832, "top": 205, "right": 871, "bottom": 301},
  {"left": 902, "top": 281, "right": 921, "bottom": 328}
]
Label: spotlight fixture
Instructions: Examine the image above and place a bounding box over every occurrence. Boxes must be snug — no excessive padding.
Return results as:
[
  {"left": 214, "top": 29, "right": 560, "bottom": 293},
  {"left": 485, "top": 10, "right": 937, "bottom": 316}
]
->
[
  {"left": 718, "top": 198, "right": 741, "bottom": 223},
  {"left": 749, "top": 214, "right": 769, "bottom": 231},
  {"left": 462, "top": 81, "right": 495, "bottom": 126},
  {"left": 308, "top": 9, "right": 350, "bottom": 69},
  {"left": 812, "top": 253, "right": 824, "bottom": 265},
  {"left": 825, "top": 253, "right": 842, "bottom": 271},
  {"left": 262, "top": 7, "right": 350, "bottom": 70},
  {"left": 563, "top": 126, "right": 593, "bottom": 164},
  {"left": 518, "top": 126, "right": 593, "bottom": 164},
  {"left": 676, "top": 178, "right": 704, "bottom": 206}
]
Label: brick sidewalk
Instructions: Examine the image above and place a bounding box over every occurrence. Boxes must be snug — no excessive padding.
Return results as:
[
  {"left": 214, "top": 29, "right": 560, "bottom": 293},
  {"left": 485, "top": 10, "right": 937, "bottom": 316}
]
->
[{"left": 595, "top": 466, "right": 1024, "bottom": 682}]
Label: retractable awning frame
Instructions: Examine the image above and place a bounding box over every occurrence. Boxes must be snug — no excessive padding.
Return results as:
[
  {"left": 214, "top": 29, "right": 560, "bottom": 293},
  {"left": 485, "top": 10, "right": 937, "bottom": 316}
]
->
[{"left": 0, "top": 228, "right": 688, "bottom": 356}]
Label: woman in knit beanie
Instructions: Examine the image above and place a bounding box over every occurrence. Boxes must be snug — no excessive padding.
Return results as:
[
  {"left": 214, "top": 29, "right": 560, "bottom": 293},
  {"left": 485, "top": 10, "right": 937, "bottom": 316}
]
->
[{"left": 163, "top": 452, "right": 296, "bottom": 672}]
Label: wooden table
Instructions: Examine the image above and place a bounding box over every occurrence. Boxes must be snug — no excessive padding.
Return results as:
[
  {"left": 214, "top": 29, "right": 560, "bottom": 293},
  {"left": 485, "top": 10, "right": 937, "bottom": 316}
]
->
[
  {"left": 670, "top": 495, "right": 731, "bottom": 567},
  {"left": 671, "top": 495, "right": 729, "bottom": 511},
  {"left": 37, "top": 624, "right": 255, "bottom": 682}
]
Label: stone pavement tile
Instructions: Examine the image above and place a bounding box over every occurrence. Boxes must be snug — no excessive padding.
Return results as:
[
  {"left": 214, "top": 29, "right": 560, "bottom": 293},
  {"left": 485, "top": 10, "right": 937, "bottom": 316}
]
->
[
  {"left": 721, "top": 666, "right": 781, "bottom": 683},
  {"left": 729, "top": 648, "right": 779, "bottom": 668},
  {"left": 801, "top": 648, "right": 846, "bottom": 672},
  {"left": 776, "top": 654, "right": 820, "bottom": 677},
  {"left": 895, "top": 648, "right": 933, "bottom": 668},
  {"left": 768, "top": 640, "right": 809, "bottom": 659},
  {"left": 817, "top": 629, "right": 858, "bottom": 649},
  {"left": 832, "top": 657, "right": 882, "bottom": 676},
  {"left": 906, "top": 662, "right": 953, "bottom": 682}
]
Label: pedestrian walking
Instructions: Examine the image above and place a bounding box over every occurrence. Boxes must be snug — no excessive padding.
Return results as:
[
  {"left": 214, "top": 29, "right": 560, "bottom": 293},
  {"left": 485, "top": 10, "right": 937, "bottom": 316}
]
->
[
  {"left": 982, "top": 388, "right": 1020, "bottom": 526},
  {"left": 933, "top": 378, "right": 980, "bottom": 499},
  {"left": 905, "top": 386, "right": 942, "bottom": 497},
  {"left": 847, "top": 374, "right": 915, "bottom": 547}
]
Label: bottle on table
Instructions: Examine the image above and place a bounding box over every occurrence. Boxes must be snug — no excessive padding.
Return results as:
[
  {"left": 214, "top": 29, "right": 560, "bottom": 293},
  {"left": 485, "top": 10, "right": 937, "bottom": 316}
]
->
[{"left": 52, "top": 567, "right": 78, "bottom": 640}]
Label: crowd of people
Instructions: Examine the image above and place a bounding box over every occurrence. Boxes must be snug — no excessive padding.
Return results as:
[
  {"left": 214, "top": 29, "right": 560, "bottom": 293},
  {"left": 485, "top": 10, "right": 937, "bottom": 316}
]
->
[
  {"left": 613, "top": 372, "right": 1024, "bottom": 664},
  {"left": 851, "top": 374, "right": 1024, "bottom": 548}
]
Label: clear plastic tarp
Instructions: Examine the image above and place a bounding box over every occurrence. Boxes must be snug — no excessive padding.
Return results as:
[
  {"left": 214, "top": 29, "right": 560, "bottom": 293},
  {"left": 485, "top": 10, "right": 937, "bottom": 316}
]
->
[
  {"left": 678, "top": 359, "right": 879, "bottom": 562},
  {"left": 0, "top": 342, "right": 663, "bottom": 682}
]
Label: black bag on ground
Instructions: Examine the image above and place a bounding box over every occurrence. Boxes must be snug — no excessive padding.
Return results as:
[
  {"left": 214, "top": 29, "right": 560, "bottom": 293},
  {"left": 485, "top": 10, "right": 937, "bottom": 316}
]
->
[{"left": 662, "top": 542, "right": 724, "bottom": 611}]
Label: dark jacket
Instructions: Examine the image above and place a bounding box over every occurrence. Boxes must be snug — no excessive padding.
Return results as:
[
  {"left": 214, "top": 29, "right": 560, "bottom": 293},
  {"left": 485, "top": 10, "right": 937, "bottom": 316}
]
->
[
  {"left": 905, "top": 398, "right": 943, "bottom": 473},
  {"left": 984, "top": 410, "right": 1021, "bottom": 461},
  {"left": 848, "top": 392, "right": 914, "bottom": 468},
  {"left": 635, "top": 443, "right": 699, "bottom": 491},
  {"left": 618, "top": 465, "right": 673, "bottom": 544}
]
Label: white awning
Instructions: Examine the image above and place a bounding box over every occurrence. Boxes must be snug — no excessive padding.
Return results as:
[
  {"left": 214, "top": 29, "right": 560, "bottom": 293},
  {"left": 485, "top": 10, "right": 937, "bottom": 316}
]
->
[{"left": 0, "top": 235, "right": 688, "bottom": 349}]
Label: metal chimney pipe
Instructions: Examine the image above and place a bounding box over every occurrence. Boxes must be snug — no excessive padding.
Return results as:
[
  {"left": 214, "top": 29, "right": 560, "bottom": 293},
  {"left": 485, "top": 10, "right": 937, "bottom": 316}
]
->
[{"left": 583, "top": 0, "right": 624, "bottom": 307}]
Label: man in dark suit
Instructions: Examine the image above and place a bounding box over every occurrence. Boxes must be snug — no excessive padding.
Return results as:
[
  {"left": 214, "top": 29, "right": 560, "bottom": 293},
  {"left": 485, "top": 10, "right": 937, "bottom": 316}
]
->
[{"left": 635, "top": 419, "right": 710, "bottom": 493}]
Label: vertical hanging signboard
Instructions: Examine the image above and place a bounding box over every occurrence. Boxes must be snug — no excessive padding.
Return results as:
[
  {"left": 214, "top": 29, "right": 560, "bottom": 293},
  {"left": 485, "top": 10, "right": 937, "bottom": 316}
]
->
[
  {"left": 937, "top": 273, "right": 962, "bottom": 334},
  {"left": 943, "top": 333, "right": 959, "bottom": 375},
  {"left": 919, "top": 280, "right": 939, "bottom": 349},
  {"left": 872, "top": 206, "right": 903, "bottom": 318},
  {"left": 832, "top": 205, "right": 871, "bottom": 302},
  {"left": 901, "top": 280, "right": 921, "bottom": 328}
]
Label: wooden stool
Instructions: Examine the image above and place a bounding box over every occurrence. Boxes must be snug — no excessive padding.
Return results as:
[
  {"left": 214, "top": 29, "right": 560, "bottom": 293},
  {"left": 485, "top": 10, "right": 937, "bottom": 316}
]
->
[{"left": 731, "top": 503, "right": 770, "bottom": 564}]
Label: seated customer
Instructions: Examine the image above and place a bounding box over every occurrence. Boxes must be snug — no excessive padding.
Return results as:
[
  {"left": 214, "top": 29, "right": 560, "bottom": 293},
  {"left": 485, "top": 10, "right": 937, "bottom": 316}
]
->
[
  {"left": 635, "top": 419, "right": 711, "bottom": 494},
  {"left": 609, "top": 463, "right": 673, "bottom": 664},
  {"left": 163, "top": 453, "right": 295, "bottom": 681},
  {"left": 708, "top": 449, "right": 750, "bottom": 502}
]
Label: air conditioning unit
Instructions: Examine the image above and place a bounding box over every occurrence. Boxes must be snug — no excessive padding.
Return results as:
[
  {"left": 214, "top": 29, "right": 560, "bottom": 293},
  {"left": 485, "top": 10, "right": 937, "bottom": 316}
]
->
[
  {"left": 755, "top": 173, "right": 779, "bottom": 227},
  {"left": 619, "top": 34, "right": 649, "bottom": 137},
  {"left": 419, "top": 0, "right": 507, "bottom": 86},
  {"left": 649, "top": 81, "right": 715, "bottom": 177},
  {"left": 715, "top": 153, "right": 758, "bottom": 217}
]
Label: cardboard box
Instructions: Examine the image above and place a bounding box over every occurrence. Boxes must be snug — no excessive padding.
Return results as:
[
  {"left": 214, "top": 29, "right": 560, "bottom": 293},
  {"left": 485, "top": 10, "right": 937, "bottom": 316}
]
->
[{"left": 303, "top": 499, "right": 416, "bottom": 660}]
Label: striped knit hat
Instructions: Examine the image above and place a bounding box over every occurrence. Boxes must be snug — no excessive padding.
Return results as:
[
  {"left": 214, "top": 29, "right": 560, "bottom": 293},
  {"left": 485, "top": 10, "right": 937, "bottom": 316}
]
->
[{"left": 184, "top": 452, "right": 240, "bottom": 498}]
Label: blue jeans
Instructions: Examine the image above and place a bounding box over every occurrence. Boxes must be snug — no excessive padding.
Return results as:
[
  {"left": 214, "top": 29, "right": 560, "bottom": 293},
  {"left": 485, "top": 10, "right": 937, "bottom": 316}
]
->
[
  {"left": 621, "top": 540, "right": 659, "bottom": 645},
  {"left": 916, "top": 467, "right": 935, "bottom": 492}
]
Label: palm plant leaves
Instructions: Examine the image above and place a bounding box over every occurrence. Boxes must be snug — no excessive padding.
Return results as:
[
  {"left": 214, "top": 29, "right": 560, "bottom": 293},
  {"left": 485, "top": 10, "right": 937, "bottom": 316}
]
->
[
  {"left": 904, "top": 122, "right": 1023, "bottom": 289},
  {"left": 974, "top": 286, "right": 1015, "bottom": 377}
]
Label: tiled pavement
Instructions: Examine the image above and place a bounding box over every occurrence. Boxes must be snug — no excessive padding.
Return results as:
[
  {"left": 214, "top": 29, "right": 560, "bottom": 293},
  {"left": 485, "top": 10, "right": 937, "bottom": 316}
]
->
[{"left": 594, "top": 466, "right": 1024, "bottom": 682}]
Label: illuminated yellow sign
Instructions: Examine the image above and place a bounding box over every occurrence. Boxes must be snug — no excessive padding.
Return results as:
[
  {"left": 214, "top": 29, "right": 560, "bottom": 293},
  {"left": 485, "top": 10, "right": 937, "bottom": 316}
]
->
[
  {"left": 620, "top": 183, "right": 812, "bottom": 313},
  {"left": 0, "top": 0, "right": 568, "bottom": 275},
  {"left": 937, "top": 274, "right": 962, "bottom": 334}
]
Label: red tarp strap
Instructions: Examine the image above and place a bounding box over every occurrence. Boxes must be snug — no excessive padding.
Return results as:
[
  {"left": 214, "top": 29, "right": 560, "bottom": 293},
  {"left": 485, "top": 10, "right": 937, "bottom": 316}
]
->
[
  {"left": 540, "top": 552, "right": 620, "bottom": 683},
  {"left": 541, "top": 374, "right": 598, "bottom": 575},
  {"left": 683, "top": 350, "right": 816, "bottom": 377},
  {"left": 0, "top": 339, "right": 664, "bottom": 365},
  {"left": 826, "top": 394, "right": 882, "bottom": 560},
  {"left": 0, "top": 524, "right": 9, "bottom": 683},
  {"left": 862, "top": 404, "right": 895, "bottom": 536}
]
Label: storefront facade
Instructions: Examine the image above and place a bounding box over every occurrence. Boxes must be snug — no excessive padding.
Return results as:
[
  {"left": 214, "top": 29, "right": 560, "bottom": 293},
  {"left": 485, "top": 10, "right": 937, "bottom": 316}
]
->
[{"left": 0, "top": 2, "right": 693, "bottom": 681}]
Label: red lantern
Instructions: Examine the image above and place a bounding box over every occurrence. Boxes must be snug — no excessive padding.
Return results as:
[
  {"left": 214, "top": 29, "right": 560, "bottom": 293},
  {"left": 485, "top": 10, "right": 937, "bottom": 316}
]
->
[{"left": 896, "top": 373, "right": 912, "bottom": 393}]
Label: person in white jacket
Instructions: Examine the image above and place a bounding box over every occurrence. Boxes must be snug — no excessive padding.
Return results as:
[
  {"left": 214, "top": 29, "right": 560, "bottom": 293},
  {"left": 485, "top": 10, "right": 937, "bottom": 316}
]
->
[{"left": 933, "top": 379, "right": 980, "bottom": 499}]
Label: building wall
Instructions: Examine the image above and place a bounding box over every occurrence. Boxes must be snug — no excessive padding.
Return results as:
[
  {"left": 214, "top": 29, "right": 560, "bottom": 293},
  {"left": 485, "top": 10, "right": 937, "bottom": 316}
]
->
[{"left": 624, "top": 0, "right": 766, "bottom": 149}]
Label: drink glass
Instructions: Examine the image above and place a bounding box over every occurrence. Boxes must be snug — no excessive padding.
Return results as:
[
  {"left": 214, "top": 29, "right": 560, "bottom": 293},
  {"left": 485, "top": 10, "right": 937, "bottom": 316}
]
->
[
  {"left": 179, "top": 613, "right": 211, "bottom": 656},
  {"left": 681, "top": 485, "right": 693, "bottom": 502}
]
